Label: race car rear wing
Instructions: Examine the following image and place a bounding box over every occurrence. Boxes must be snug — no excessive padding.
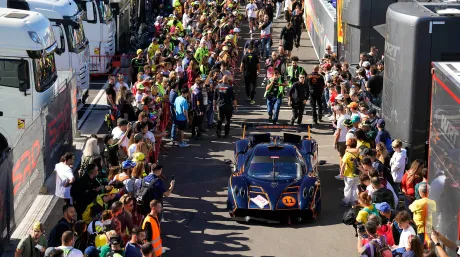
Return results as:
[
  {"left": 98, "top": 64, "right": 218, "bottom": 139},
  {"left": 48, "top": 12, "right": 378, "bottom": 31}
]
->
[{"left": 240, "top": 123, "right": 313, "bottom": 142}]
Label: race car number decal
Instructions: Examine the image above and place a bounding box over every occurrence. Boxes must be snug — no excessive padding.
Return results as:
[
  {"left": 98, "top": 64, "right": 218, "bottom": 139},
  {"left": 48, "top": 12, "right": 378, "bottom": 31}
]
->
[
  {"left": 251, "top": 195, "right": 269, "bottom": 209},
  {"left": 282, "top": 196, "right": 296, "bottom": 207}
]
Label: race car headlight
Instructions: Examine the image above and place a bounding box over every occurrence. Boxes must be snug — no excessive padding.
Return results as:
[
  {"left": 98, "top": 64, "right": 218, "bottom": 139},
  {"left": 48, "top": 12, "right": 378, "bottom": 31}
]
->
[
  {"left": 302, "top": 187, "right": 308, "bottom": 199},
  {"left": 309, "top": 186, "right": 315, "bottom": 197},
  {"left": 239, "top": 187, "right": 246, "bottom": 197}
]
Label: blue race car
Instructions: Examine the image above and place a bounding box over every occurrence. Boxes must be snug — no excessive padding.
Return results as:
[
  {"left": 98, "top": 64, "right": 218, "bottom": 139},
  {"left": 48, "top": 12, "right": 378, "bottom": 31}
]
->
[{"left": 227, "top": 131, "right": 321, "bottom": 223}]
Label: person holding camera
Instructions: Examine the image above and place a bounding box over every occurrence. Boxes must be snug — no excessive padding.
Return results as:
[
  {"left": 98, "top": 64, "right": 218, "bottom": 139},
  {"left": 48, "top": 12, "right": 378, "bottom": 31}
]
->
[{"left": 264, "top": 70, "right": 288, "bottom": 124}]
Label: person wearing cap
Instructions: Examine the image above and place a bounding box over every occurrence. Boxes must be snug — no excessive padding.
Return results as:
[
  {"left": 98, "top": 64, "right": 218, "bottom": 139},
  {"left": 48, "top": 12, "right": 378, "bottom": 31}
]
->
[
  {"left": 142, "top": 200, "right": 163, "bottom": 257},
  {"left": 103, "top": 235, "right": 124, "bottom": 257},
  {"left": 135, "top": 83, "right": 145, "bottom": 110},
  {"left": 111, "top": 118, "right": 132, "bottom": 158},
  {"left": 286, "top": 56, "right": 306, "bottom": 87},
  {"left": 131, "top": 50, "right": 147, "bottom": 86},
  {"left": 307, "top": 65, "right": 325, "bottom": 125},
  {"left": 288, "top": 72, "right": 308, "bottom": 125},
  {"left": 57, "top": 231, "right": 83, "bottom": 257},
  {"left": 16, "top": 222, "right": 47, "bottom": 257},
  {"left": 240, "top": 45, "right": 260, "bottom": 105},
  {"left": 71, "top": 163, "right": 104, "bottom": 220},
  {"left": 82, "top": 186, "right": 119, "bottom": 224},
  {"left": 375, "top": 202, "right": 397, "bottom": 224},
  {"left": 346, "top": 101, "right": 359, "bottom": 118},
  {"left": 83, "top": 246, "right": 100, "bottom": 257},
  {"left": 375, "top": 119, "right": 393, "bottom": 155},
  {"left": 113, "top": 160, "right": 136, "bottom": 194}
]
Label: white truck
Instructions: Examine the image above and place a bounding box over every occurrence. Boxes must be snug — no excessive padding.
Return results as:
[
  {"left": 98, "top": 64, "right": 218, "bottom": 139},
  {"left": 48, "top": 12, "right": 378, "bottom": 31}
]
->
[
  {"left": 2, "top": 0, "right": 91, "bottom": 102},
  {"left": 74, "top": 0, "right": 116, "bottom": 74},
  {"left": 0, "top": 8, "right": 74, "bottom": 153}
]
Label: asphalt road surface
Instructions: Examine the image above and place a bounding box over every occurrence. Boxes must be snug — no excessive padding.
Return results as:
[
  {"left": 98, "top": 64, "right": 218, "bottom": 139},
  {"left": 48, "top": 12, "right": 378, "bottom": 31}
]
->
[
  {"left": 155, "top": 19, "right": 357, "bottom": 257},
  {"left": 71, "top": 14, "right": 357, "bottom": 257}
]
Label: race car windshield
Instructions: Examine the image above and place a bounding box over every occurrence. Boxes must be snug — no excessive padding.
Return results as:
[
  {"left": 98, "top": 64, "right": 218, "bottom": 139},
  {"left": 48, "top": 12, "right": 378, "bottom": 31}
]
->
[{"left": 248, "top": 156, "right": 302, "bottom": 180}]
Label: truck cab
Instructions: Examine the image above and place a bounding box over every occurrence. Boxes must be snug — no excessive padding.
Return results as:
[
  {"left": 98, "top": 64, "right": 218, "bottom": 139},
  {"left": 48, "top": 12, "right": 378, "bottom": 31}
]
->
[
  {"left": 74, "top": 0, "right": 116, "bottom": 73},
  {"left": 0, "top": 8, "right": 69, "bottom": 153},
  {"left": 3, "top": 0, "right": 91, "bottom": 102}
]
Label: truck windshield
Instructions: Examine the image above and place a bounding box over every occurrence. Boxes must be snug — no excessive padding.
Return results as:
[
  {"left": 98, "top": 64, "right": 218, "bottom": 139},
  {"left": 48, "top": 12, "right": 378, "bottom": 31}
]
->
[
  {"left": 67, "top": 22, "right": 87, "bottom": 52},
  {"left": 34, "top": 53, "right": 57, "bottom": 92},
  {"left": 98, "top": 1, "right": 112, "bottom": 23}
]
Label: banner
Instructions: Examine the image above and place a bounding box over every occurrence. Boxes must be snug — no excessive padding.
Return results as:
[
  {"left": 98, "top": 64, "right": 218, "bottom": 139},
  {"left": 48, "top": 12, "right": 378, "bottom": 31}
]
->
[
  {"left": 43, "top": 83, "right": 74, "bottom": 177},
  {"left": 337, "top": 0, "right": 343, "bottom": 43},
  {"left": 0, "top": 114, "right": 46, "bottom": 235},
  {"left": 304, "top": 0, "right": 337, "bottom": 60}
]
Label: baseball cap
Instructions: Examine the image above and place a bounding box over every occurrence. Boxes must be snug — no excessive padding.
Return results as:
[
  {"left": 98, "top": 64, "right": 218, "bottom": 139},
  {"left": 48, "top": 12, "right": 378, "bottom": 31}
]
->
[
  {"left": 84, "top": 246, "right": 101, "bottom": 257},
  {"left": 351, "top": 115, "right": 361, "bottom": 123},
  {"left": 110, "top": 235, "right": 122, "bottom": 245},
  {"left": 132, "top": 152, "right": 145, "bottom": 162},
  {"left": 122, "top": 160, "right": 137, "bottom": 169},
  {"left": 117, "top": 118, "right": 129, "bottom": 126},
  {"left": 137, "top": 84, "right": 145, "bottom": 90},
  {"left": 362, "top": 61, "right": 370, "bottom": 68},
  {"left": 136, "top": 49, "right": 143, "bottom": 55},
  {"left": 33, "top": 221, "right": 44, "bottom": 232},
  {"left": 375, "top": 202, "right": 391, "bottom": 213},
  {"left": 336, "top": 94, "right": 344, "bottom": 100},
  {"left": 377, "top": 119, "right": 385, "bottom": 128},
  {"left": 105, "top": 187, "right": 119, "bottom": 196},
  {"left": 342, "top": 119, "right": 353, "bottom": 127},
  {"left": 347, "top": 102, "right": 358, "bottom": 109}
]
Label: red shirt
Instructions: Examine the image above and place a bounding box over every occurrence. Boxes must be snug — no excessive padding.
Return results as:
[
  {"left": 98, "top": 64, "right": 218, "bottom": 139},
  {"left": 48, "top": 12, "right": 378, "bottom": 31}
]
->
[{"left": 401, "top": 172, "right": 422, "bottom": 197}]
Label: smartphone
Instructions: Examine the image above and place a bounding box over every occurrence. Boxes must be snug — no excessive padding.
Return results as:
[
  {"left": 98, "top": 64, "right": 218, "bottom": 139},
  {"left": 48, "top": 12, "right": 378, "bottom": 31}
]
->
[{"left": 171, "top": 175, "right": 176, "bottom": 181}]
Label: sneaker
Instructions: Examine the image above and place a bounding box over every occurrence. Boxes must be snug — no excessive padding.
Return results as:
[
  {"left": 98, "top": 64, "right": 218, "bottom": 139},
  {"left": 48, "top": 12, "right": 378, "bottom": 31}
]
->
[
  {"left": 179, "top": 142, "right": 190, "bottom": 147},
  {"left": 335, "top": 174, "right": 344, "bottom": 180},
  {"left": 250, "top": 100, "right": 255, "bottom": 104}
]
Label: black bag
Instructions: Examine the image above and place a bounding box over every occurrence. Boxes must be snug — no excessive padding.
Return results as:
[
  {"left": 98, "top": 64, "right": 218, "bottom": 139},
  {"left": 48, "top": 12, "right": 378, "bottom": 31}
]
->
[
  {"left": 47, "top": 220, "right": 71, "bottom": 247},
  {"left": 349, "top": 153, "right": 360, "bottom": 176},
  {"left": 342, "top": 207, "right": 359, "bottom": 226},
  {"left": 136, "top": 177, "right": 159, "bottom": 212}
]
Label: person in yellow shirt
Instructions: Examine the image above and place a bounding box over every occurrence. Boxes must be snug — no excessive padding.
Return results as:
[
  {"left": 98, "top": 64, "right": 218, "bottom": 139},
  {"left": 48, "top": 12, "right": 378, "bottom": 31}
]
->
[
  {"left": 340, "top": 138, "right": 359, "bottom": 207},
  {"left": 409, "top": 183, "right": 436, "bottom": 244},
  {"left": 356, "top": 191, "right": 379, "bottom": 224},
  {"left": 147, "top": 38, "right": 160, "bottom": 64}
]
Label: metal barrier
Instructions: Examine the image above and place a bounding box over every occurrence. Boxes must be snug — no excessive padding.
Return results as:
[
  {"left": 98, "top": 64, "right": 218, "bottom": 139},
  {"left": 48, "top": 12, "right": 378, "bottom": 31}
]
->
[{"left": 89, "top": 54, "right": 134, "bottom": 78}]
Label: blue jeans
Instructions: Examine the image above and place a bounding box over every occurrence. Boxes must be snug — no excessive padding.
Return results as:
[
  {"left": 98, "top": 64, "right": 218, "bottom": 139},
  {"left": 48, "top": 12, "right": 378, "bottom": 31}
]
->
[
  {"left": 323, "top": 87, "right": 330, "bottom": 114},
  {"left": 267, "top": 95, "right": 282, "bottom": 122},
  {"left": 261, "top": 37, "right": 272, "bottom": 58},
  {"left": 206, "top": 104, "right": 214, "bottom": 126},
  {"left": 170, "top": 106, "right": 177, "bottom": 140}
]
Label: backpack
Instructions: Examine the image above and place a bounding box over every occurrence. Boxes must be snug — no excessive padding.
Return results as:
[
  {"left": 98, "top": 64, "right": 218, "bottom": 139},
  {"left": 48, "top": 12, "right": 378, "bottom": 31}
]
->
[
  {"left": 136, "top": 177, "right": 159, "bottom": 214},
  {"left": 348, "top": 153, "right": 360, "bottom": 176},
  {"left": 342, "top": 207, "right": 359, "bottom": 225},
  {"left": 369, "top": 236, "right": 393, "bottom": 257},
  {"left": 362, "top": 204, "right": 380, "bottom": 217},
  {"left": 47, "top": 220, "right": 71, "bottom": 247}
]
